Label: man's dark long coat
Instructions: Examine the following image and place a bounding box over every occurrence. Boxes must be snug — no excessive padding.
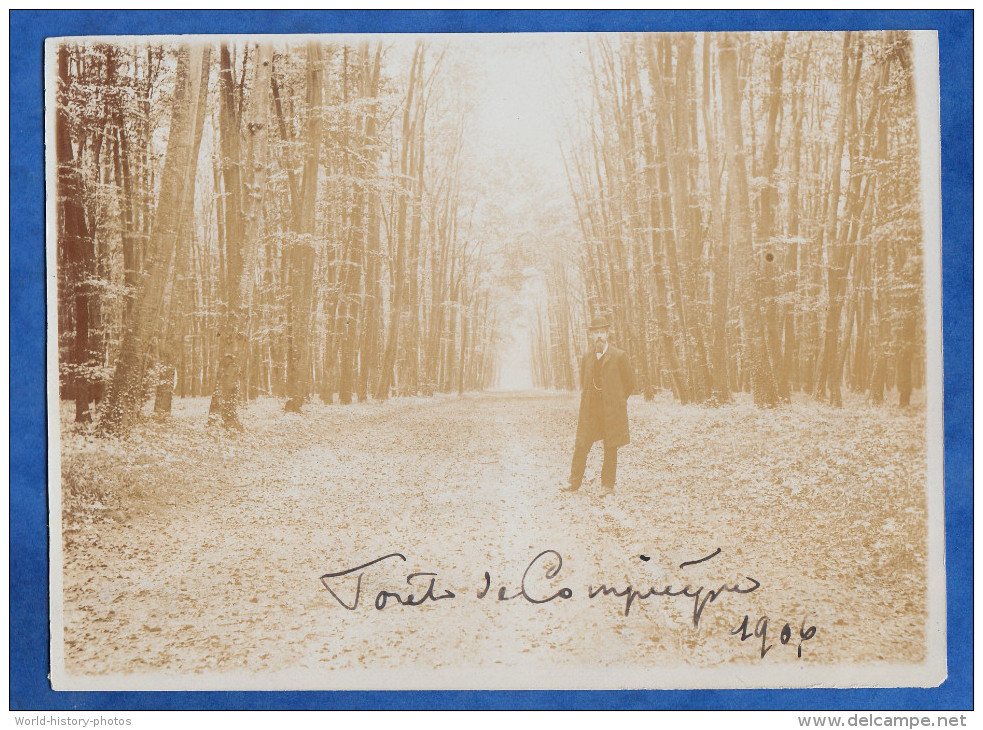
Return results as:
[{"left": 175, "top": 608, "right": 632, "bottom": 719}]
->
[{"left": 575, "top": 345, "right": 634, "bottom": 448}]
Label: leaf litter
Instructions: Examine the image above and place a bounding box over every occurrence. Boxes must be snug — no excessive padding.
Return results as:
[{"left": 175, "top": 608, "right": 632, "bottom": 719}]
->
[{"left": 58, "top": 390, "right": 928, "bottom": 677}]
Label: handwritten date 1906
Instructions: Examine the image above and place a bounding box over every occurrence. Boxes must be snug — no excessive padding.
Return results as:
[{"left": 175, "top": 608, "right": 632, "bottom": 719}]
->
[{"left": 731, "top": 613, "right": 817, "bottom": 659}]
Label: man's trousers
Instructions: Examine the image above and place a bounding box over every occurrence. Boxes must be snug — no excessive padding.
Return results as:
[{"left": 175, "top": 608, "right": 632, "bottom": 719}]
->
[{"left": 569, "top": 436, "right": 618, "bottom": 490}]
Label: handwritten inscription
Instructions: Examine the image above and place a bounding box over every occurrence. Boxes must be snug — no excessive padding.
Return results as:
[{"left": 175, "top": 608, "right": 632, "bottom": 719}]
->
[
  {"left": 319, "top": 553, "right": 456, "bottom": 610},
  {"left": 476, "top": 549, "right": 574, "bottom": 604},
  {"left": 731, "top": 613, "right": 818, "bottom": 658},
  {"left": 587, "top": 575, "right": 761, "bottom": 626},
  {"left": 318, "top": 548, "right": 817, "bottom": 659}
]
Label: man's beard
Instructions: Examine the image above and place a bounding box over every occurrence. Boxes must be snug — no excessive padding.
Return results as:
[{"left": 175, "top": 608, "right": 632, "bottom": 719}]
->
[{"left": 594, "top": 338, "right": 607, "bottom": 353}]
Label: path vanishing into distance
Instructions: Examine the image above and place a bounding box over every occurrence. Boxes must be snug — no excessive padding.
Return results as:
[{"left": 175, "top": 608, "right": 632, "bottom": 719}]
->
[{"left": 59, "top": 391, "right": 928, "bottom": 687}]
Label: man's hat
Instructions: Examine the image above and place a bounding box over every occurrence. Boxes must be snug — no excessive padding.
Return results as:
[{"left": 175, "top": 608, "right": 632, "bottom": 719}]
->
[{"left": 588, "top": 314, "right": 612, "bottom": 330}]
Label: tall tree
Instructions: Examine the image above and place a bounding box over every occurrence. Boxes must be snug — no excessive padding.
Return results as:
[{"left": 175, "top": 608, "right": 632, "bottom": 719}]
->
[
  {"left": 718, "top": 32, "right": 778, "bottom": 407},
  {"left": 702, "top": 34, "right": 732, "bottom": 404},
  {"left": 813, "top": 33, "right": 862, "bottom": 407},
  {"left": 376, "top": 42, "right": 424, "bottom": 400},
  {"left": 100, "top": 44, "right": 212, "bottom": 435},
  {"left": 355, "top": 48, "right": 385, "bottom": 403},
  {"left": 757, "top": 32, "right": 790, "bottom": 402},
  {"left": 283, "top": 42, "right": 324, "bottom": 412},
  {"left": 209, "top": 42, "right": 273, "bottom": 428},
  {"left": 56, "top": 45, "right": 99, "bottom": 422}
]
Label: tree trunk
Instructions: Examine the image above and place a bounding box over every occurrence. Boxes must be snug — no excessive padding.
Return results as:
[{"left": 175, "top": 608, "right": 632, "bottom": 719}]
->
[
  {"left": 376, "top": 43, "right": 423, "bottom": 400},
  {"left": 284, "top": 42, "right": 324, "bottom": 413},
  {"left": 209, "top": 42, "right": 272, "bottom": 428},
  {"left": 814, "top": 33, "right": 862, "bottom": 407},
  {"left": 718, "top": 33, "right": 778, "bottom": 407},
  {"left": 702, "top": 34, "right": 732, "bottom": 405},
  {"left": 100, "top": 44, "right": 211, "bottom": 435},
  {"left": 56, "top": 46, "right": 99, "bottom": 423},
  {"left": 757, "top": 33, "right": 789, "bottom": 402}
]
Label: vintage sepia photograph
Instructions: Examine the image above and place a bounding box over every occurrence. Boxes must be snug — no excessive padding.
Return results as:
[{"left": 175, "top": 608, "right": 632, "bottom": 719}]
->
[{"left": 47, "top": 29, "right": 945, "bottom": 691}]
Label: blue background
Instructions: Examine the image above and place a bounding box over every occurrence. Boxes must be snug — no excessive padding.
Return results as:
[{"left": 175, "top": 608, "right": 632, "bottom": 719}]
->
[{"left": 9, "top": 10, "right": 973, "bottom": 711}]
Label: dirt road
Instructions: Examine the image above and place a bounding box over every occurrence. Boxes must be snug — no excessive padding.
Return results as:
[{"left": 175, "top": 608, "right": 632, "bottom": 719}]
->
[{"left": 58, "top": 391, "right": 929, "bottom": 688}]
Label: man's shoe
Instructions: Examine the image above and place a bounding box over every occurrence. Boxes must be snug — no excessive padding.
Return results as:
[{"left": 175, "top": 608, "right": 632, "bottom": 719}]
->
[
  {"left": 599, "top": 486, "right": 615, "bottom": 498},
  {"left": 560, "top": 484, "right": 580, "bottom": 493}
]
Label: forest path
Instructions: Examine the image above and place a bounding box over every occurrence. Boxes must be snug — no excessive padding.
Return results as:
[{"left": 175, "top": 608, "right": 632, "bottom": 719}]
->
[{"left": 59, "top": 391, "right": 929, "bottom": 685}]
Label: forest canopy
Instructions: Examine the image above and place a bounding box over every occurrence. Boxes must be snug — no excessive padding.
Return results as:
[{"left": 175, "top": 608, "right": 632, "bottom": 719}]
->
[{"left": 52, "top": 31, "right": 928, "bottom": 435}]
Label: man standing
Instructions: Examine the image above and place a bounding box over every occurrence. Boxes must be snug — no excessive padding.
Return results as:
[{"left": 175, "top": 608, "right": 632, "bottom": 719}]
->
[{"left": 562, "top": 314, "right": 634, "bottom": 497}]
